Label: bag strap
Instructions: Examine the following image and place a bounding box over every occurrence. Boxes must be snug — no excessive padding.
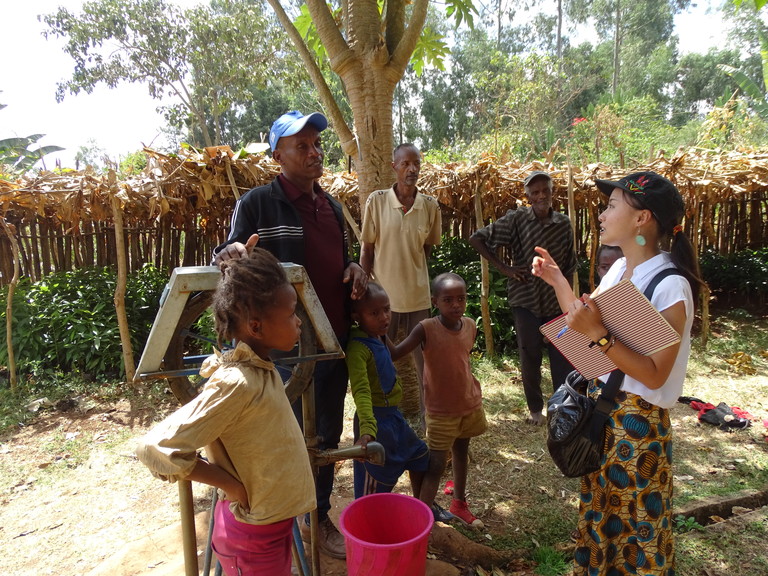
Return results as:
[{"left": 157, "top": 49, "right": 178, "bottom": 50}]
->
[
  {"left": 589, "top": 370, "right": 624, "bottom": 441},
  {"left": 642, "top": 267, "right": 682, "bottom": 300},
  {"left": 587, "top": 267, "right": 682, "bottom": 441}
]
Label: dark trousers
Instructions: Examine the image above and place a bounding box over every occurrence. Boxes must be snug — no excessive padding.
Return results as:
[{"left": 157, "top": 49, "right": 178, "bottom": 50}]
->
[
  {"left": 279, "top": 352, "right": 348, "bottom": 522},
  {"left": 513, "top": 306, "right": 573, "bottom": 414}
]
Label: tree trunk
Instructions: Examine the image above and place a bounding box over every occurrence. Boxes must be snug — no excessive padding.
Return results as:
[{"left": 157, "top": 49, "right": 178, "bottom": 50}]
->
[
  {"left": 497, "top": 0, "right": 503, "bottom": 47},
  {"left": 269, "top": 0, "right": 427, "bottom": 205},
  {"left": 612, "top": 1, "right": 622, "bottom": 96},
  {"left": 557, "top": 0, "right": 563, "bottom": 64},
  {"left": 338, "top": 56, "right": 397, "bottom": 200}
]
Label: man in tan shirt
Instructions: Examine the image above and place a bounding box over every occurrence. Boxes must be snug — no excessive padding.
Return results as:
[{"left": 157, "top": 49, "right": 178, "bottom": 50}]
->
[{"left": 360, "top": 143, "right": 442, "bottom": 428}]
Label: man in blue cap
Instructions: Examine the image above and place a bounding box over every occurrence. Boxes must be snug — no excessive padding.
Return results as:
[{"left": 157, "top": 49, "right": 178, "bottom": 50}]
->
[{"left": 214, "top": 111, "right": 367, "bottom": 559}]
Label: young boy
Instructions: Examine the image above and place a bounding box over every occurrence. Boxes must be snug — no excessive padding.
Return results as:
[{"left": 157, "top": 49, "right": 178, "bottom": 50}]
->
[
  {"left": 345, "top": 282, "right": 431, "bottom": 503},
  {"left": 391, "top": 272, "right": 487, "bottom": 528}
]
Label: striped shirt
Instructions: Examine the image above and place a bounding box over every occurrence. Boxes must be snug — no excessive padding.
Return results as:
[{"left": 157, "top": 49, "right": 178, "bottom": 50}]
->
[{"left": 472, "top": 206, "right": 576, "bottom": 317}]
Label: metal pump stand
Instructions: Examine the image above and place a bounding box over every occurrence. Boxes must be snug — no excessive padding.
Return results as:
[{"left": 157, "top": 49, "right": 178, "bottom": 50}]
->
[{"left": 134, "top": 264, "right": 384, "bottom": 576}]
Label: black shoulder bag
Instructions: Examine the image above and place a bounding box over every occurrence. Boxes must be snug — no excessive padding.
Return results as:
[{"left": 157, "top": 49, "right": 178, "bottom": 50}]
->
[{"left": 546, "top": 268, "right": 681, "bottom": 478}]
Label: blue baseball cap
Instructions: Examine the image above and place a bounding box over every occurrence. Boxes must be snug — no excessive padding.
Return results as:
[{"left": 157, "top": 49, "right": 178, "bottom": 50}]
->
[{"left": 269, "top": 111, "right": 328, "bottom": 151}]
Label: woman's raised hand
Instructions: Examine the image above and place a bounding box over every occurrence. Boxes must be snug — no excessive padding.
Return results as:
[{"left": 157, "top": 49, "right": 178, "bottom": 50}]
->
[{"left": 531, "top": 246, "right": 564, "bottom": 287}]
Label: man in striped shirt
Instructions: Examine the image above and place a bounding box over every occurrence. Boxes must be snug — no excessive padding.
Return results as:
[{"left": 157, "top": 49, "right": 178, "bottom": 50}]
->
[{"left": 469, "top": 171, "right": 577, "bottom": 426}]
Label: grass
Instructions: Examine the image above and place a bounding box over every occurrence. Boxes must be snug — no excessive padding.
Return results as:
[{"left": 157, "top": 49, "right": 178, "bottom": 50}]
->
[
  {"left": 687, "top": 307, "right": 768, "bottom": 380},
  {"left": 531, "top": 546, "right": 569, "bottom": 575},
  {"left": 0, "top": 306, "right": 765, "bottom": 575},
  {"left": 675, "top": 515, "right": 768, "bottom": 575},
  {"left": 447, "top": 306, "right": 768, "bottom": 574}
]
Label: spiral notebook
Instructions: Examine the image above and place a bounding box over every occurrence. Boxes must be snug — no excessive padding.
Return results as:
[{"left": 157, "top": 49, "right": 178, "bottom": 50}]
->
[{"left": 539, "top": 279, "right": 681, "bottom": 379}]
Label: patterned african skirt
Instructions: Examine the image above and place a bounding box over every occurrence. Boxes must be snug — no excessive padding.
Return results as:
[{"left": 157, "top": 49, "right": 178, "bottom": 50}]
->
[{"left": 573, "top": 387, "right": 675, "bottom": 576}]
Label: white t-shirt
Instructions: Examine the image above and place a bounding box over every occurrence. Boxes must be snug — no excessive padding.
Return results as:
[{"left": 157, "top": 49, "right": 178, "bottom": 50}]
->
[{"left": 596, "top": 252, "right": 693, "bottom": 408}]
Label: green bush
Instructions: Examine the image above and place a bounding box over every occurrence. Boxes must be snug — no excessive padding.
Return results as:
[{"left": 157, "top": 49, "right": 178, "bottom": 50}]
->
[
  {"left": 700, "top": 247, "right": 768, "bottom": 305},
  {"left": 429, "top": 236, "right": 517, "bottom": 354},
  {"left": 0, "top": 265, "right": 168, "bottom": 380},
  {"left": 125, "top": 264, "right": 172, "bottom": 354}
]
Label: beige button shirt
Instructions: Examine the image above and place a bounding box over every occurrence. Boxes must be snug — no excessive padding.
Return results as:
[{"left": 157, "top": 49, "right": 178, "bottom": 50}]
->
[{"left": 136, "top": 342, "right": 316, "bottom": 525}]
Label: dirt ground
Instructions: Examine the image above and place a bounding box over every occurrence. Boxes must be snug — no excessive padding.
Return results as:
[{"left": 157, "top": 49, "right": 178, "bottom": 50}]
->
[
  {"left": 2, "top": 359, "right": 766, "bottom": 576},
  {"left": 0, "top": 396, "right": 521, "bottom": 576}
]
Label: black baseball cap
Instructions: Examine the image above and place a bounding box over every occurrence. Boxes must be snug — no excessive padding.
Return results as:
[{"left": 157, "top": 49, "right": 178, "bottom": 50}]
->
[
  {"left": 595, "top": 171, "right": 684, "bottom": 233},
  {"left": 523, "top": 170, "right": 551, "bottom": 186}
]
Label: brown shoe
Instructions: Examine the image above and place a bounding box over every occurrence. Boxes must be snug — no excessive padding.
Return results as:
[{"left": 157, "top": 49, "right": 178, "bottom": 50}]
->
[{"left": 299, "top": 516, "right": 346, "bottom": 559}]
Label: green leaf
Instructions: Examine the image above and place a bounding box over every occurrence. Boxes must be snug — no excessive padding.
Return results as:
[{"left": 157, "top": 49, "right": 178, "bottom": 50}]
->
[
  {"left": 759, "top": 29, "right": 768, "bottom": 89},
  {"left": 30, "top": 145, "right": 66, "bottom": 156},
  {"left": 411, "top": 28, "right": 450, "bottom": 77},
  {"left": 0, "top": 136, "right": 39, "bottom": 149},
  {"left": 443, "top": 0, "right": 478, "bottom": 29},
  {"left": 293, "top": 4, "right": 328, "bottom": 62},
  {"left": 718, "top": 63, "right": 768, "bottom": 117}
]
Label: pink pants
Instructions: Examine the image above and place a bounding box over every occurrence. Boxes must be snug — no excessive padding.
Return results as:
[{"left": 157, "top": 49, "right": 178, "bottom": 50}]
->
[{"left": 212, "top": 500, "right": 294, "bottom": 576}]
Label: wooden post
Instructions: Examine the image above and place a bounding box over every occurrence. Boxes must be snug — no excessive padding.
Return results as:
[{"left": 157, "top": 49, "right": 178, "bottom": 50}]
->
[
  {"left": 473, "top": 173, "right": 494, "bottom": 357},
  {"left": 110, "top": 187, "right": 136, "bottom": 381},
  {"left": 689, "top": 189, "right": 709, "bottom": 346},
  {"left": 1, "top": 219, "right": 20, "bottom": 393},
  {"left": 302, "top": 382, "right": 321, "bottom": 576},
  {"left": 567, "top": 163, "right": 579, "bottom": 296},
  {"left": 178, "top": 480, "right": 199, "bottom": 576}
]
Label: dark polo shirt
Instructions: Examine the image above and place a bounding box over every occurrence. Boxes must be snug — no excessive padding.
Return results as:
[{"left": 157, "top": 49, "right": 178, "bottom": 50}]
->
[{"left": 278, "top": 174, "right": 348, "bottom": 339}]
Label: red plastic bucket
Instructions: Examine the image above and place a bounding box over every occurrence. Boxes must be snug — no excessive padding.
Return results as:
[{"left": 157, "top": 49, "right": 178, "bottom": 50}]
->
[{"left": 339, "top": 493, "right": 432, "bottom": 576}]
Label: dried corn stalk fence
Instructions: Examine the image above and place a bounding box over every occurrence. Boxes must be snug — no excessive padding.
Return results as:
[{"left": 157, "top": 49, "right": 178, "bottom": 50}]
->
[
  {"left": 1, "top": 146, "right": 766, "bottom": 374},
  {"left": 2, "top": 146, "right": 766, "bottom": 285}
]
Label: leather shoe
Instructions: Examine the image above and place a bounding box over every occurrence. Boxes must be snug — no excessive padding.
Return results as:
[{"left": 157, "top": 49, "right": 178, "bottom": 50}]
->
[{"left": 299, "top": 516, "right": 346, "bottom": 559}]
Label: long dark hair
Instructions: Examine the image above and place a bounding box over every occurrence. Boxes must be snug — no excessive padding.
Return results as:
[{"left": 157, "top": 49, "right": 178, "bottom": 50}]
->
[{"left": 624, "top": 191, "right": 706, "bottom": 307}]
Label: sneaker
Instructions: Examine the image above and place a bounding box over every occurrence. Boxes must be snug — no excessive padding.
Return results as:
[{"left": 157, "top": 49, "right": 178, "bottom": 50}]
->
[
  {"left": 431, "top": 502, "right": 455, "bottom": 523},
  {"left": 449, "top": 498, "right": 484, "bottom": 529},
  {"left": 299, "top": 516, "right": 346, "bottom": 559}
]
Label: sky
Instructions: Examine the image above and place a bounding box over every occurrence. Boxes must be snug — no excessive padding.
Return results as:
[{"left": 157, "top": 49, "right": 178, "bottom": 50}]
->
[
  {"left": 3, "top": 1, "right": 730, "bottom": 170},
  {"left": 4, "top": 1, "right": 179, "bottom": 169}
]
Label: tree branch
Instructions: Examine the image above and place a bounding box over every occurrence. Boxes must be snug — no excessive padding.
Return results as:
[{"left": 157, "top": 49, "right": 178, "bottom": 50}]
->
[
  {"left": 384, "top": 0, "right": 406, "bottom": 55},
  {"left": 266, "top": 0, "right": 356, "bottom": 155},
  {"left": 390, "top": 0, "right": 428, "bottom": 76}
]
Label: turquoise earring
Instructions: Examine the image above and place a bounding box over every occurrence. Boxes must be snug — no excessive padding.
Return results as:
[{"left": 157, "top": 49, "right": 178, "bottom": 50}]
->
[{"left": 635, "top": 232, "right": 646, "bottom": 246}]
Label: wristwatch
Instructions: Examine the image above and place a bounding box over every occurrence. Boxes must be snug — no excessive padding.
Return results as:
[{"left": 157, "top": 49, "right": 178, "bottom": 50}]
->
[{"left": 589, "top": 333, "right": 611, "bottom": 348}]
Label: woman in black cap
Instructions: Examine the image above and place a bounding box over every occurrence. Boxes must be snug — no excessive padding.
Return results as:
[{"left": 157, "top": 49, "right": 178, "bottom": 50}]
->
[{"left": 532, "top": 172, "right": 705, "bottom": 575}]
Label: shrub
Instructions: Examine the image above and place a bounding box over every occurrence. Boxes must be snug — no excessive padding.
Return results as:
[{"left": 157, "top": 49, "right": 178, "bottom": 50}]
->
[
  {"left": 700, "top": 247, "right": 768, "bottom": 306},
  {"left": 0, "top": 265, "right": 168, "bottom": 380},
  {"left": 429, "top": 236, "right": 517, "bottom": 354}
]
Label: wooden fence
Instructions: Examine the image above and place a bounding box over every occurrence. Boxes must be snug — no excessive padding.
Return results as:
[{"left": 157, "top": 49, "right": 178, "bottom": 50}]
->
[{"left": 1, "top": 146, "right": 767, "bottom": 286}]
